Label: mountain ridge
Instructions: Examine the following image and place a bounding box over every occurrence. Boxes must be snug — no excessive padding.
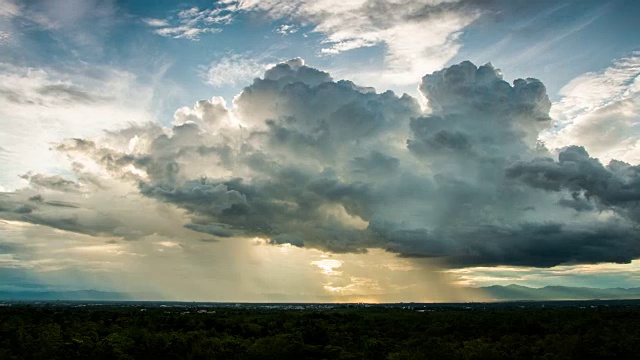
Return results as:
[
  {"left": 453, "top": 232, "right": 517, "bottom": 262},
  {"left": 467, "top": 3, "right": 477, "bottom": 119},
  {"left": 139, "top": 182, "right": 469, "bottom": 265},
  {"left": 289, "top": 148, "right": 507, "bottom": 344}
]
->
[
  {"left": 478, "top": 284, "right": 640, "bottom": 301},
  {"left": 2, "top": 285, "right": 640, "bottom": 302},
  {"left": 0, "top": 290, "right": 130, "bottom": 301}
]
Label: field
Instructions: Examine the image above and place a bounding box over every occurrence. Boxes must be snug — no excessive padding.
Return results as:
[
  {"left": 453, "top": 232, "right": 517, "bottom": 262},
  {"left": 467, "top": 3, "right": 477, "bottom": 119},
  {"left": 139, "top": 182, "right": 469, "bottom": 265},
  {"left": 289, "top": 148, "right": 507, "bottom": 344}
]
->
[{"left": 1, "top": 300, "right": 639, "bottom": 359}]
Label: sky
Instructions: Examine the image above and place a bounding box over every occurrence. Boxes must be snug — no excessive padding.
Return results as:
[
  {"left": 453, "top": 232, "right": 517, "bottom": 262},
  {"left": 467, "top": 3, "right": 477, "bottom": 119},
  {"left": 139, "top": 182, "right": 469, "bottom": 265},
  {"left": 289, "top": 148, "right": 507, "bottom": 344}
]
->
[{"left": 0, "top": 0, "right": 639, "bottom": 302}]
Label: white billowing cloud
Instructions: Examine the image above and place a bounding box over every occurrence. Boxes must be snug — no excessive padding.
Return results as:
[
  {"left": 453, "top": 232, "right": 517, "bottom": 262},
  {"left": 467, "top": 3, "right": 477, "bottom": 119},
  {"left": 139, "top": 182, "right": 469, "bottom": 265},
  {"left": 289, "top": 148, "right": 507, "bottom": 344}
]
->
[
  {"left": 238, "top": 0, "right": 484, "bottom": 86},
  {"left": 173, "top": 96, "right": 234, "bottom": 130},
  {"left": 543, "top": 52, "right": 640, "bottom": 163},
  {"left": 0, "top": 63, "right": 158, "bottom": 190},
  {"left": 144, "top": 1, "right": 238, "bottom": 40},
  {"left": 201, "top": 53, "right": 271, "bottom": 87}
]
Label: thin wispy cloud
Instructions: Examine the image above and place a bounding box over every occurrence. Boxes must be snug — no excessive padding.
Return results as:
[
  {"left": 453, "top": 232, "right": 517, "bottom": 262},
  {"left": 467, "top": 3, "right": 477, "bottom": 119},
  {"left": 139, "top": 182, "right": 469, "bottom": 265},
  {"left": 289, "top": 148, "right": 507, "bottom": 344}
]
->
[
  {"left": 0, "top": 0, "right": 20, "bottom": 18},
  {"left": 239, "top": 0, "right": 485, "bottom": 86},
  {"left": 0, "top": 62, "right": 159, "bottom": 190},
  {"left": 200, "top": 53, "right": 271, "bottom": 87},
  {"left": 275, "top": 24, "right": 299, "bottom": 35},
  {"left": 543, "top": 51, "right": 640, "bottom": 163},
  {"left": 144, "top": 1, "right": 239, "bottom": 40}
]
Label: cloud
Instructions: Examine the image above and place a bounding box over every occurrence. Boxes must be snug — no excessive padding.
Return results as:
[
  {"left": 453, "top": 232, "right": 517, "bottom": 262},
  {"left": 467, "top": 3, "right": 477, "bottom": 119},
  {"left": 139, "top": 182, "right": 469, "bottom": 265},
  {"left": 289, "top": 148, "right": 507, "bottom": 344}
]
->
[
  {"left": 173, "top": 96, "right": 233, "bottom": 129},
  {"left": 0, "top": 0, "right": 121, "bottom": 53},
  {"left": 447, "top": 259, "right": 640, "bottom": 288},
  {"left": 142, "top": 18, "right": 169, "bottom": 27},
  {"left": 0, "top": 31, "right": 9, "bottom": 44},
  {"left": 18, "top": 173, "right": 81, "bottom": 193},
  {"left": 238, "top": 0, "right": 486, "bottom": 85},
  {"left": 542, "top": 51, "right": 640, "bottom": 163},
  {"left": 19, "top": 0, "right": 117, "bottom": 31},
  {"left": 144, "top": 2, "right": 239, "bottom": 40},
  {"left": 410, "top": 61, "right": 551, "bottom": 158},
  {"left": 507, "top": 146, "right": 640, "bottom": 220},
  {"left": 275, "top": 24, "right": 298, "bottom": 35},
  {"left": 0, "top": 62, "right": 159, "bottom": 190},
  {"left": 4, "top": 58, "right": 640, "bottom": 270},
  {"left": 0, "top": 0, "right": 19, "bottom": 45},
  {"left": 0, "top": 0, "right": 20, "bottom": 18},
  {"left": 0, "top": 162, "right": 213, "bottom": 243},
  {"left": 200, "top": 54, "right": 270, "bottom": 87}
]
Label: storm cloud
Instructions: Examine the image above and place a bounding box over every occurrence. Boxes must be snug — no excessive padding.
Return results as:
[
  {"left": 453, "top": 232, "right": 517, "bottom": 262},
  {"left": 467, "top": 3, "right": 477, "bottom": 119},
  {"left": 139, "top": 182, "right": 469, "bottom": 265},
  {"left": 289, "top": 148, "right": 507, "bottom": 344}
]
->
[{"left": 5, "top": 59, "right": 640, "bottom": 268}]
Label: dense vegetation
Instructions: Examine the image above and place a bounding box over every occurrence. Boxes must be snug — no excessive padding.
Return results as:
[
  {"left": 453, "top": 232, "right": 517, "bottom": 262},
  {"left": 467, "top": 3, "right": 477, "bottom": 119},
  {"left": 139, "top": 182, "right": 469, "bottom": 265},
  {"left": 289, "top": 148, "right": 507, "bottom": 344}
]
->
[{"left": 1, "top": 302, "right": 639, "bottom": 360}]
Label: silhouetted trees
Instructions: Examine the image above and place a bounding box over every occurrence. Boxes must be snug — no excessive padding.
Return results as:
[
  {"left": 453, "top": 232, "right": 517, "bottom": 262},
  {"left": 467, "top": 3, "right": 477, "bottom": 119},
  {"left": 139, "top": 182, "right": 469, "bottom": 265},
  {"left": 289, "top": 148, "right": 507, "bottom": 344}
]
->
[{"left": 0, "top": 304, "right": 639, "bottom": 359}]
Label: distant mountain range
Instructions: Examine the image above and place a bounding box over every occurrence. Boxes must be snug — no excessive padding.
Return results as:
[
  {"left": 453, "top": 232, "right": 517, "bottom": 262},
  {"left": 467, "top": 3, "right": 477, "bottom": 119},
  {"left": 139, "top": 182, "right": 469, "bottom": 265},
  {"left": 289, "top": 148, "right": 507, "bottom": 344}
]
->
[
  {"left": 0, "top": 290, "right": 130, "bottom": 301},
  {"left": 479, "top": 284, "right": 640, "bottom": 301},
  {"left": 1, "top": 285, "right": 640, "bottom": 302}
]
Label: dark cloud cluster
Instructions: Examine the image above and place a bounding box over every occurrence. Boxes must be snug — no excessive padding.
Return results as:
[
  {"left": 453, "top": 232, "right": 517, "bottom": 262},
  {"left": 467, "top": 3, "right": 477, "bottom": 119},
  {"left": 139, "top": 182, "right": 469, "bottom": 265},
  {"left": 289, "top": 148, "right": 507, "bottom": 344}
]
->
[
  {"left": 410, "top": 61, "right": 550, "bottom": 160},
  {"left": 507, "top": 146, "right": 640, "bottom": 221},
  {"left": 19, "top": 173, "right": 81, "bottom": 193},
  {"left": 4, "top": 59, "right": 640, "bottom": 268}
]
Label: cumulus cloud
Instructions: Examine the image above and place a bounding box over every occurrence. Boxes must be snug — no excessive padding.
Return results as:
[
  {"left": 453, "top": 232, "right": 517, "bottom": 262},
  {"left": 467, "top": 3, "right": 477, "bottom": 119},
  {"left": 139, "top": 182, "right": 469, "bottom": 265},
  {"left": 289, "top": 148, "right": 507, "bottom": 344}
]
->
[
  {"left": 173, "top": 96, "right": 233, "bottom": 128},
  {"left": 4, "top": 58, "right": 640, "bottom": 269}
]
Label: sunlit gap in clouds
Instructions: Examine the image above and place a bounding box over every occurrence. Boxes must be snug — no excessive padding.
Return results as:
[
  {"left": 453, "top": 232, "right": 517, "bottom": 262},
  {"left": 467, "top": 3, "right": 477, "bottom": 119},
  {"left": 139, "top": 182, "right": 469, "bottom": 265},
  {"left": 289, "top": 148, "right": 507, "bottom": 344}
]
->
[{"left": 247, "top": 238, "right": 485, "bottom": 303}]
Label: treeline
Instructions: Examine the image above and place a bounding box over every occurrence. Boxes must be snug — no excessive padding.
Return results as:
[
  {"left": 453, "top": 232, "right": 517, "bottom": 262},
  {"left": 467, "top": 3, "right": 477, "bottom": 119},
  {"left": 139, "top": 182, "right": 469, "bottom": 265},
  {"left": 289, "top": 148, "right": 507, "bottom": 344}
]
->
[{"left": 0, "top": 305, "right": 639, "bottom": 359}]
